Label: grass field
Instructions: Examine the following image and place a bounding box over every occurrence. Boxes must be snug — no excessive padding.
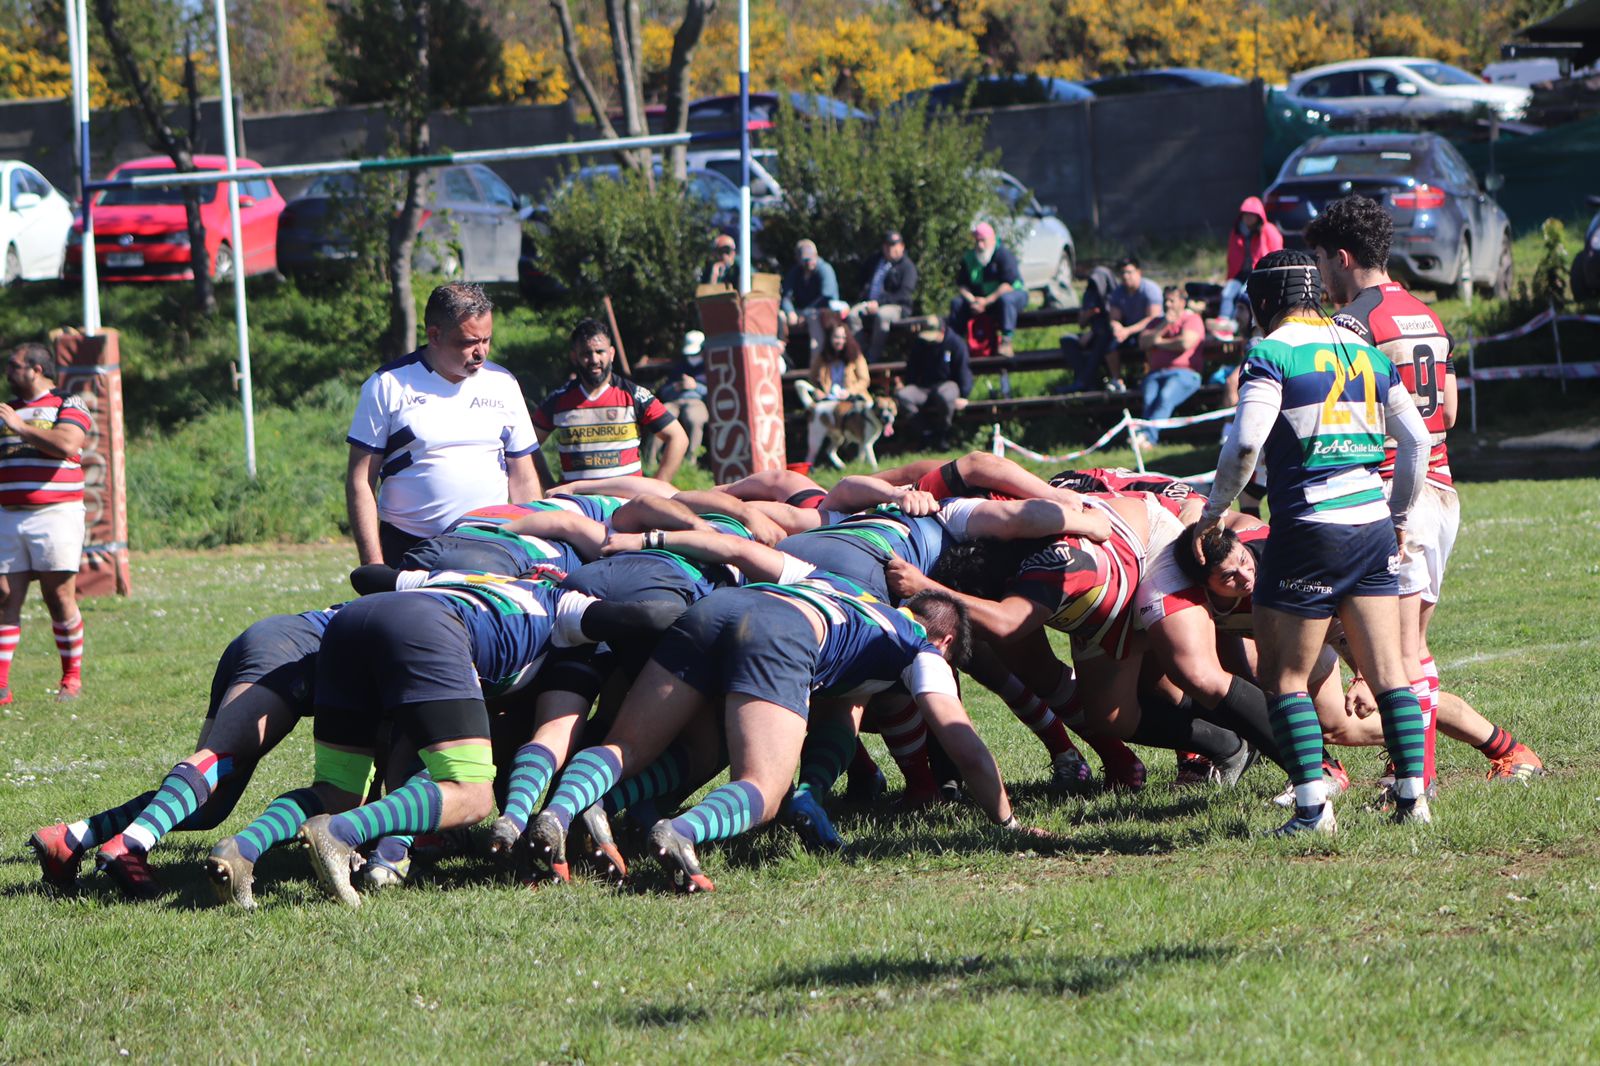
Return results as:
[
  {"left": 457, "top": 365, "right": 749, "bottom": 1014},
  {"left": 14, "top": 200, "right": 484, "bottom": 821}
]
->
[{"left": 1, "top": 473, "right": 1597, "bottom": 1062}]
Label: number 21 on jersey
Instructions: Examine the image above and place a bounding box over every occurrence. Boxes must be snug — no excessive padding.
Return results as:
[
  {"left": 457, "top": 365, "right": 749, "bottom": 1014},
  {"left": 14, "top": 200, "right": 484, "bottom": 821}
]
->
[{"left": 1314, "top": 348, "right": 1377, "bottom": 427}]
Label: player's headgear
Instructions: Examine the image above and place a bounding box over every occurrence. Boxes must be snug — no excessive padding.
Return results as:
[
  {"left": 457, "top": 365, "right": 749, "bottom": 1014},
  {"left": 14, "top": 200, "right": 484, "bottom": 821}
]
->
[{"left": 1246, "top": 249, "right": 1324, "bottom": 327}]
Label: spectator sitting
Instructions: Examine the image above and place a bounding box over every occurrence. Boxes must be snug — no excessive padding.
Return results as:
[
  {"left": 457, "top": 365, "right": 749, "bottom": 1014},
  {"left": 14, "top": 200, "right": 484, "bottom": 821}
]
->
[
  {"left": 1134, "top": 286, "right": 1207, "bottom": 447},
  {"left": 949, "top": 222, "right": 1028, "bottom": 358},
  {"left": 647, "top": 329, "right": 710, "bottom": 469},
  {"left": 1214, "top": 196, "right": 1282, "bottom": 339},
  {"left": 896, "top": 320, "right": 972, "bottom": 451},
  {"left": 847, "top": 229, "right": 919, "bottom": 363},
  {"left": 780, "top": 239, "right": 841, "bottom": 360},
  {"left": 1056, "top": 264, "right": 1114, "bottom": 393},
  {"left": 1064, "top": 256, "right": 1161, "bottom": 393},
  {"left": 809, "top": 320, "right": 871, "bottom": 401},
  {"left": 699, "top": 233, "right": 740, "bottom": 288}
]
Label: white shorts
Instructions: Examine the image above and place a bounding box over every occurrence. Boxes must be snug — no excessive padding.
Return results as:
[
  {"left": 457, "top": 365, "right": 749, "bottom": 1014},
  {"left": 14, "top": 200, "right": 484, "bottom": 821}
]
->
[
  {"left": 0, "top": 503, "right": 87, "bottom": 574},
  {"left": 1397, "top": 484, "right": 1459, "bottom": 602}
]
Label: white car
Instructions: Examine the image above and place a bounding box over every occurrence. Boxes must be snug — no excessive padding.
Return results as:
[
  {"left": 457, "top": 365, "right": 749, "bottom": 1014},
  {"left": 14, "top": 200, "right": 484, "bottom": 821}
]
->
[
  {"left": 983, "top": 168, "right": 1077, "bottom": 308},
  {"left": 684, "top": 149, "right": 785, "bottom": 209},
  {"left": 1289, "top": 57, "right": 1531, "bottom": 122},
  {"left": 1, "top": 161, "right": 73, "bottom": 284}
]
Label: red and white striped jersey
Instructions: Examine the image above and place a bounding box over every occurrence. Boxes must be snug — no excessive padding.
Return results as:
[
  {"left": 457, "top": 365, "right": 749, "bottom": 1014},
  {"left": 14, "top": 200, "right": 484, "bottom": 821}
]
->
[{"left": 0, "top": 390, "right": 92, "bottom": 507}]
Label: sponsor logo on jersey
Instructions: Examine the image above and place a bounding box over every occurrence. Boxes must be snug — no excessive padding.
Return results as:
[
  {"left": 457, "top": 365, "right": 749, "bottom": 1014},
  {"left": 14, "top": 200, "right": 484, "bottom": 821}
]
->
[
  {"left": 470, "top": 397, "right": 506, "bottom": 409},
  {"left": 1391, "top": 314, "right": 1438, "bottom": 335},
  {"left": 1278, "top": 577, "right": 1334, "bottom": 595},
  {"left": 1311, "top": 438, "right": 1381, "bottom": 459}
]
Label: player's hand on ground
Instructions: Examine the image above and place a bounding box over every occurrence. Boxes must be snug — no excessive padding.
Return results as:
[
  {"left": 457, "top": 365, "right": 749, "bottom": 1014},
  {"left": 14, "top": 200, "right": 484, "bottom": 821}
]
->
[
  {"left": 601, "top": 532, "right": 646, "bottom": 555},
  {"left": 1345, "top": 676, "right": 1377, "bottom": 719},
  {"left": 886, "top": 557, "right": 933, "bottom": 600}
]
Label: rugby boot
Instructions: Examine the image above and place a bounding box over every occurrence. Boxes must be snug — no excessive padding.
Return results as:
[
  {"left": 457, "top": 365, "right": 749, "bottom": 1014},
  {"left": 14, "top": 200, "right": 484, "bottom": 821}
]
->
[
  {"left": 356, "top": 853, "right": 411, "bottom": 893},
  {"left": 1103, "top": 752, "right": 1147, "bottom": 792},
  {"left": 28, "top": 823, "right": 84, "bottom": 891},
  {"left": 299, "top": 815, "right": 362, "bottom": 907},
  {"left": 578, "top": 803, "right": 628, "bottom": 880},
  {"left": 205, "top": 837, "right": 258, "bottom": 909},
  {"left": 95, "top": 836, "right": 159, "bottom": 900},
  {"left": 1392, "top": 794, "right": 1434, "bottom": 826},
  {"left": 1209, "top": 741, "right": 1258, "bottom": 788},
  {"left": 649, "top": 819, "right": 715, "bottom": 893},
  {"left": 781, "top": 788, "right": 842, "bottom": 852},
  {"left": 1273, "top": 758, "right": 1350, "bottom": 807},
  {"left": 1048, "top": 749, "right": 1095, "bottom": 795},
  {"left": 1267, "top": 804, "right": 1337, "bottom": 837},
  {"left": 55, "top": 677, "right": 82, "bottom": 703},
  {"left": 527, "top": 810, "right": 572, "bottom": 883},
  {"left": 1173, "top": 752, "right": 1213, "bottom": 789},
  {"left": 1487, "top": 743, "right": 1545, "bottom": 783},
  {"left": 486, "top": 815, "right": 524, "bottom": 859}
]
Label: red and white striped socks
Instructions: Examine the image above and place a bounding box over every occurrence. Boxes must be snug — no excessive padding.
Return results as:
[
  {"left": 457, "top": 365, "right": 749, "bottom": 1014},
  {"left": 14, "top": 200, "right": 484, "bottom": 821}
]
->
[
  {"left": 0, "top": 623, "right": 19, "bottom": 696},
  {"left": 54, "top": 615, "right": 84, "bottom": 692}
]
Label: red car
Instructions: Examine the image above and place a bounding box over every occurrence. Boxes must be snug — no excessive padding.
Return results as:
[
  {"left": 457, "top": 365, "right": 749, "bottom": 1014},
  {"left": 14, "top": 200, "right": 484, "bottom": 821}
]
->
[{"left": 66, "top": 155, "right": 285, "bottom": 282}]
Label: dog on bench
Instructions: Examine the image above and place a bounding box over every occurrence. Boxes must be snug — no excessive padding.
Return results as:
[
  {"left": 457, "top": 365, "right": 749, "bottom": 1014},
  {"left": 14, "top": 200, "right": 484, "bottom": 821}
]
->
[{"left": 792, "top": 380, "right": 898, "bottom": 469}]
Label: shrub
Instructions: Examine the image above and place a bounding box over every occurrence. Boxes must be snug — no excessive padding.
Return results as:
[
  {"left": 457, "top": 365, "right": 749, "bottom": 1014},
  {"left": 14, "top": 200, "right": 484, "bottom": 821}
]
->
[
  {"left": 538, "top": 168, "right": 715, "bottom": 361},
  {"left": 760, "top": 104, "right": 1003, "bottom": 313},
  {"left": 1512, "top": 218, "right": 1570, "bottom": 312}
]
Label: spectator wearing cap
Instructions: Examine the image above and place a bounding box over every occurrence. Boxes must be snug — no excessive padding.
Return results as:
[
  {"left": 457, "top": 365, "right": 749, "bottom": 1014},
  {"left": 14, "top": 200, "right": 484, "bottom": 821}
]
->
[
  {"left": 780, "top": 239, "right": 840, "bottom": 359},
  {"left": 896, "top": 319, "right": 972, "bottom": 450},
  {"left": 950, "top": 222, "right": 1028, "bottom": 357},
  {"left": 847, "top": 229, "right": 919, "bottom": 363},
  {"left": 699, "top": 233, "right": 740, "bottom": 287},
  {"left": 648, "top": 329, "right": 711, "bottom": 468}
]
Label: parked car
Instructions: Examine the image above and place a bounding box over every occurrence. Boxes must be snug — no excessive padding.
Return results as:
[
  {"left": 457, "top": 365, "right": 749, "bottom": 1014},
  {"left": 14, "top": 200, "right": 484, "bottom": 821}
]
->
[
  {"left": 1288, "top": 58, "right": 1531, "bottom": 122},
  {"left": 1084, "top": 67, "right": 1245, "bottom": 95},
  {"left": 1265, "top": 132, "right": 1513, "bottom": 299},
  {"left": 982, "top": 168, "right": 1076, "bottom": 306},
  {"left": 687, "top": 92, "right": 872, "bottom": 131},
  {"left": 1, "top": 160, "right": 73, "bottom": 284},
  {"left": 684, "top": 148, "right": 785, "bottom": 209},
  {"left": 66, "top": 155, "right": 285, "bottom": 282},
  {"left": 519, "top": 164, "right": 762, "bottom": 302},
  {"left": 893, "top": 75, "right": 1093, "bottom": 112},
  {"left": 276, "top": 164, "right": 525, "bottom": 283},
  {"left": 1571, "top": 195, "right": 1600, "bottom": 301}
]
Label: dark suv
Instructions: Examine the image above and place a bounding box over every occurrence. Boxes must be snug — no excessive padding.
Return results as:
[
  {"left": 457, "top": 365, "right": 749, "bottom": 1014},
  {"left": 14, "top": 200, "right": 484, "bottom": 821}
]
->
[
  {"left": 1265, "top": 132, "right": 1513, "bottom": 300},
  {"left": 1572, "top": 195, "right": 1600, "bottom": 301}
]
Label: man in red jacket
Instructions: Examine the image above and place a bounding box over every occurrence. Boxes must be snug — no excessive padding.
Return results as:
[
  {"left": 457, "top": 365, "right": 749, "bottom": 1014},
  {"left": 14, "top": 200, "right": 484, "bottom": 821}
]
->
[{"left": 1214, "top": 196, "right": 1283, "bottom": 340}]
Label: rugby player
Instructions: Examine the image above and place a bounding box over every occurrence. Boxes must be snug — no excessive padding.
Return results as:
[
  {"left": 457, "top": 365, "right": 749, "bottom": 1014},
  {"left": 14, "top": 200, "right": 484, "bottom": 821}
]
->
[
  {"left": 526, "top": 533, "right": 1040, "bottom": 890},
  {"left": 1193, "top": 248, "right": 1432, "bottom": 834},
  {"left": 28, "top": 607, "right": 337, "bottom": 899},
  {"left": 1308, "top": 195, "right": 1463, "bottom": 790}
]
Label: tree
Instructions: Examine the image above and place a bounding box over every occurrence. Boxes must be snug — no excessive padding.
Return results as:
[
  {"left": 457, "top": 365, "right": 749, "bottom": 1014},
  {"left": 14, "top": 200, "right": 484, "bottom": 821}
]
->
[
  {"left": 93, "top": 0, "right": 220, "bottom": 315},
  {"left": 328, "top": 0, "right": 504, "bottom": 355},
  {"left": 226, "top": 0, "right": 336, "bottom": 113}
]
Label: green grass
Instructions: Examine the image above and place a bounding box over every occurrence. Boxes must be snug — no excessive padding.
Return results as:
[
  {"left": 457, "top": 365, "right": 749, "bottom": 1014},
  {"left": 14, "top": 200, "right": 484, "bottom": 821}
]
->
[{"left": 0, "top": 476, "right": 1596, "bottom": 1060}]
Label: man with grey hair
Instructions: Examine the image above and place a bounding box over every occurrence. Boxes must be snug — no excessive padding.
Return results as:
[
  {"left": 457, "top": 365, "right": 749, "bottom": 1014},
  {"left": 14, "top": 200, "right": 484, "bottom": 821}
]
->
[
  {"left": 780, "top": 238, "right": 840, "bottom": 359},
  {"left": 345, "top": 282, "right": 540, "bottom": 565}
]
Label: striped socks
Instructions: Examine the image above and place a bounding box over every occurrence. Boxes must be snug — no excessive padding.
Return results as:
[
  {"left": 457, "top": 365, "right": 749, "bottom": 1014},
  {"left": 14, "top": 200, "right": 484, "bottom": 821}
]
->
[
  {"left": 670, "top": 780, "right": 764, "bottom": 845},
  {"left": 1001, "top": 682, "right": 1078, "bottom": 759},
  {"left": 328, "top": 775, "right": 443, "bottom": 848},
  {"left": 603, "top": 741, "right": 690, "bottom": 817},
  {"left": 121, "top": 753, "right": 233, "bottom": 853},
  {"left": 1269, "top": 692, "right": 1326, "bottom": 814},
  {"left": 0, "top": 623, "right": 18, "bottom": 692},
  {"left": 545, "top": 748, "right": 624, "bottom": 833},
  {"left": 1476, "top": 725, "right": 1518, "bottom": 761},
  {"left": 499, "top": 742, "right": 558, "bottom": 833},
  {"left": 65, "top": 792, "right": 157, "bottom": 853},
  {"left": 234, "top": 788, "right": 324, "bottom": 863},
  {"left": 797, "top": 716, "right": 856, "bottom": 798},
  {"left": 1378, "top": 687, "right": 1427, "bottom": 801},
  {"left": 54, "top": 615, "right": 84, "bottom": 687}
]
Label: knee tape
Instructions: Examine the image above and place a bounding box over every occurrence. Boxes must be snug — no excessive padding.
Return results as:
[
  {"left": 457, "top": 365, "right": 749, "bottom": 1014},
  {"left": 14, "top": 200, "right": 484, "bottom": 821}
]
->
[
  {"left": 420, "top": 742, "right": 496, "bottom": 784},
  {"left": 313, "top": 743, "right": 376, "bottom": 796}
]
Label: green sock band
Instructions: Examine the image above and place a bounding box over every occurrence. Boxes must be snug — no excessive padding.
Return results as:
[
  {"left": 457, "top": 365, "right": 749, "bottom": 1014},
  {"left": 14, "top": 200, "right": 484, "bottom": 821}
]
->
[
  {"left": 419, "top": 742, "right": 496, "bottom": 783},
  {"left": 313, "top": 743, "right": 377, "bottom": 796}
]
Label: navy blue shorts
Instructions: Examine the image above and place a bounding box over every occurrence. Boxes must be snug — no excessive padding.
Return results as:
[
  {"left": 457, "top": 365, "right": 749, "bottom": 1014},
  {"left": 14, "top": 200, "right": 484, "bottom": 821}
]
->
[
  {"left": 1255, "top": 518, "right": 1400, "bottom": 619},
  {"left": 208, "top": 612, "right": 326, "bottom": 719},
  {"left": 776, "top": 534, "right": 891, "bottom": 601},
  {"left": 401, "top": 531, "right": 533, "bottom": 578},
  {"left": 311, "top": 592, "right": 487, "bottom": 749},
  {"left": 652, "top": 588, "right": 820, "bottom": 719}
]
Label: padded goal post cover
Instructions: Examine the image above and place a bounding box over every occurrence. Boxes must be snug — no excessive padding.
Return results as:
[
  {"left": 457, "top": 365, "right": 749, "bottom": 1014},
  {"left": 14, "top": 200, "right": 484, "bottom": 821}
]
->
[
  {"left": 52, "top": 329, "right": 130, "bottom": 597},
  {"left": 695, "top": 280, "right": 788, "bottom": 483}
]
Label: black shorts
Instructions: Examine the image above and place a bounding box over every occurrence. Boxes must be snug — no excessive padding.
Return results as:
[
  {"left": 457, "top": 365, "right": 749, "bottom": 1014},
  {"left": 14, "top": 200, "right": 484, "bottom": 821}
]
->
[
  {"left": 1255, "top": 518, "right": 1401, "bottom": 620},
  {"left": 208, "top": 612, "right": 326, "bottom": 719},
  {"left": 311, "top": 593, "right": 488, "bottom": 750},
  {"left": 401, "top": 532, "right": 531, "bottom": 578},
  {"left": 653, "top": 588, "right": 820, "bottom": 719}
]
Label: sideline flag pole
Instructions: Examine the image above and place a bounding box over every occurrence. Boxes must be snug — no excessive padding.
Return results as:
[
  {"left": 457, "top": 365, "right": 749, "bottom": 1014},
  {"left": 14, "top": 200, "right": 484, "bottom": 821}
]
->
[
  {"left": 67, "top": 0, "right": 100, "bottom": 335},
  {"left": 214, "top": 0, "right": 257, "bottom": 479}
]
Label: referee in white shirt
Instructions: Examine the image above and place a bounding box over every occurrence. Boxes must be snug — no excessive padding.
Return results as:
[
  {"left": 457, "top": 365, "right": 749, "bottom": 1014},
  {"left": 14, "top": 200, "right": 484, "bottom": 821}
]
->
[{"left": 345, "top": 284, "right": 542, "bottom": 565}]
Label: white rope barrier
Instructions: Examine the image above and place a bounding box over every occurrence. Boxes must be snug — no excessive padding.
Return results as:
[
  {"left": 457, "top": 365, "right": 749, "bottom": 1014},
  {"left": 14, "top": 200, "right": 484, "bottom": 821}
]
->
[{"left": 990, "top": 403, "right": 1238, "bottom": 480}]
